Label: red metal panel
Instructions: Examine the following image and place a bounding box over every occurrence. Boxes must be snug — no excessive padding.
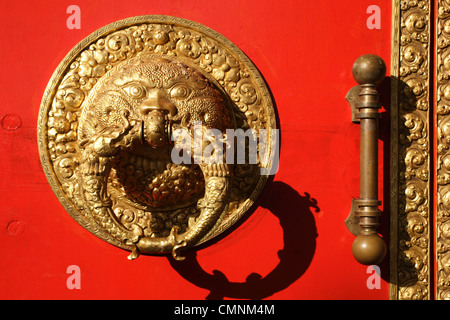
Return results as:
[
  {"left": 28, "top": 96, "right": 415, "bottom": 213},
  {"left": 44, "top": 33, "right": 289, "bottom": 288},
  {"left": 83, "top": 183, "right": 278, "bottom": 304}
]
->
[{"left": 0, "top": 0, "right": 391, "bottom": 299}]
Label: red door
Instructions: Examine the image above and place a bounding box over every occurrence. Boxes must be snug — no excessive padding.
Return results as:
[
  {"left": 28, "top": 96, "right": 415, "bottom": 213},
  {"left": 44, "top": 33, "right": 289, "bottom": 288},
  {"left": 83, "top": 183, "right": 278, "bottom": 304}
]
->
[{"left": 0, "top": 0, "right": 392, "bottom": 299}]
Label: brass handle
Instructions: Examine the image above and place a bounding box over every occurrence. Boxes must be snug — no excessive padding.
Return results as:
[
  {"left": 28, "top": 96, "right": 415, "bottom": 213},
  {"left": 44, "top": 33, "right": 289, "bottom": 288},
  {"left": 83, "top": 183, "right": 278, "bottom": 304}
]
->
[{"left": 345, "top": 54, "right": 387, "bottom": 265}]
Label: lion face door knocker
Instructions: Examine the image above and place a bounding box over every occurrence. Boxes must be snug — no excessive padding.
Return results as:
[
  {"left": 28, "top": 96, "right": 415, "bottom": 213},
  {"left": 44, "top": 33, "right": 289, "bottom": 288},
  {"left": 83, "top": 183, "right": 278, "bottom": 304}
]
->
[{"left": 38, "top": 16, "right": 277, "bottom": 260}]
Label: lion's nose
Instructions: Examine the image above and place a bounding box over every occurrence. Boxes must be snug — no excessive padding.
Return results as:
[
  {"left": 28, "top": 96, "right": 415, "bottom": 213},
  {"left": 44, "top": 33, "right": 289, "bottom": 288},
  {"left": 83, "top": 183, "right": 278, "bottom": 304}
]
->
[{"left": 139, "top": 90, "right": 177, "bottom": 117}]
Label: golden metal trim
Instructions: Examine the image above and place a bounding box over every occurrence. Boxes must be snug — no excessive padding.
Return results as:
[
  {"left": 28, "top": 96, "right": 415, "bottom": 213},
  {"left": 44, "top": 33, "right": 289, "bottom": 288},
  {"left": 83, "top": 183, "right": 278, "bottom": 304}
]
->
[
  {"left": 390, "top": 0, "right": 400, "bottom": 300},
  {"left": 390, "top": 0, "right": 431, "bottom": 300},
  {"left": 436, "top": 0, "right": 450, "bottom": 300}
]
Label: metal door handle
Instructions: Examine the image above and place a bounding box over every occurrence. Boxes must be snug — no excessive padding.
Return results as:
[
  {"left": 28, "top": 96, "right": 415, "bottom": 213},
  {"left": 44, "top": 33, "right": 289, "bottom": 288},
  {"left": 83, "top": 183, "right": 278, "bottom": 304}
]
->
[{"left": 345, "top": 54, "right": 387, "bottom": 265}]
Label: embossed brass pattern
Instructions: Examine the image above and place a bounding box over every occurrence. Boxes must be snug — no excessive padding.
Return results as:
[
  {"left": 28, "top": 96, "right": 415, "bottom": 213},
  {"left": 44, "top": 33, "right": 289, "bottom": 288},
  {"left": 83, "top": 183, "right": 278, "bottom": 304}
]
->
[
  {"left": 37, "top": 16, "right": 276, "bottom": 260},
  {"left": 436, "top": 0, "right": 450, "bottom": 301},
  {"left": 346, "top": 55, "right": 387, "bottom": 266},
  {"left": 391, "top": 0, "right": 431, "bottom": 300}
]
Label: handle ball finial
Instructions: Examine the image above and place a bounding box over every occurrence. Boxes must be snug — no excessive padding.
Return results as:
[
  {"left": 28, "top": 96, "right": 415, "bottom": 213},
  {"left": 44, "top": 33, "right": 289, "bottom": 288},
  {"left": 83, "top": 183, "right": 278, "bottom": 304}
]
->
[
  {"left": 352, "top": 54, "right": 386, "bottom": 86},
  {"left": 352, "top": 233, "right": 386, "bottom": 265}
]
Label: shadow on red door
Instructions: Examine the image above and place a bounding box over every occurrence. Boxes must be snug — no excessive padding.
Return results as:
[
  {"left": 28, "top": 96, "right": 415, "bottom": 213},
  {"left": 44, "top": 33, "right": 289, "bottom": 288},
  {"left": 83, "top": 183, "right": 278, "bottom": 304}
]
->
[{"left": 169, "top": 181, "right": 319, "bottom": 299}]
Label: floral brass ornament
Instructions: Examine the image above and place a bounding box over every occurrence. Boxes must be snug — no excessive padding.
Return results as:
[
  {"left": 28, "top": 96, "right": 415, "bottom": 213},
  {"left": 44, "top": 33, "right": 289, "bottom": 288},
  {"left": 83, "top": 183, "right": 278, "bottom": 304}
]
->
[
  {"left": 38, "top": 16, "right": 277, "bottom": 260},
  {"left": 437, "top": 0, "right": 450, "bottom": 300},
  {"left": 391, "top": 0, "right": 431, "bottom": 299}
]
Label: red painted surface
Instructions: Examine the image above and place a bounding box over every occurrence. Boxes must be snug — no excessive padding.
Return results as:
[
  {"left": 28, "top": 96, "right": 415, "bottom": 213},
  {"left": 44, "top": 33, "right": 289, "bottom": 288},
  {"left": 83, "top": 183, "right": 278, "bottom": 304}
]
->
[{"left": 0, "top": 0, "right": 391, "bottom": 299}]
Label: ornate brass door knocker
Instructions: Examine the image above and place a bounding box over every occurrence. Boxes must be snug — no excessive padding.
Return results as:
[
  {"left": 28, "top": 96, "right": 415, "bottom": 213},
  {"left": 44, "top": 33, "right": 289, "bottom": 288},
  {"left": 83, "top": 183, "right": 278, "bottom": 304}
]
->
[{"left": 38, "top": 16, "right": 277, "bottom": 260}]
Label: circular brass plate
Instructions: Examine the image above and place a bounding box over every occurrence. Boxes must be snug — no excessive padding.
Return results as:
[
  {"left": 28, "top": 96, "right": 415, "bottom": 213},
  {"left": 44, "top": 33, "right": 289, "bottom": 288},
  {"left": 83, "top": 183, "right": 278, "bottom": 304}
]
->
[{"left": 37, "top": 15, "right": 277, "bottom": 255}]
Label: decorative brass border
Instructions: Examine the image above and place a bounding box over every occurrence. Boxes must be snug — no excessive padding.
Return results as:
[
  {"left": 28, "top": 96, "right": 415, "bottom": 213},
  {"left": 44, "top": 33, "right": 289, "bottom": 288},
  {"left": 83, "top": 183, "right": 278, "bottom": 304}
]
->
[
  {"left": 391, "top": 0, "right": 431, "bottom": 300},
  {"left": 436, "top": 0, "right": 450, "bottom": 301}
]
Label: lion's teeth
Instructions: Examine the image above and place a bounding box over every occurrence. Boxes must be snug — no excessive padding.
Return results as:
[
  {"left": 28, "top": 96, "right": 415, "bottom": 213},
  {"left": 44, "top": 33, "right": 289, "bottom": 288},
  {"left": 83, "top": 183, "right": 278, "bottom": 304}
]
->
[
  {"left": 156, "top": 160, "right": 165, "bottom": 173},
  {"left": 149, "top": 159, "right": 156, "bottom": 171},
  {"left": 142, "top": 157, "right": 150, "bottom": 172},
  {"left": 123, "top": 153, "right": 172, "bottom": 176},
  {"left": 135, "top": 155, "right": 143, "bottom": 170},
  {"left": 129, "top": 154, "right": 136, "bottom": 165}
]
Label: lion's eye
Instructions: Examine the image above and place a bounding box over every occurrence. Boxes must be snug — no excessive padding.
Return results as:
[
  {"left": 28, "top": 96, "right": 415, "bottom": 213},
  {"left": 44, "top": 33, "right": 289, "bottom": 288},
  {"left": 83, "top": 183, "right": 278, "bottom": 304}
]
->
[
  {"left": 123, "top": 83, "right": 147, "bottom": 99},
  {"left": 170, "top": 84, "right": 191, "bottom": 99}
]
